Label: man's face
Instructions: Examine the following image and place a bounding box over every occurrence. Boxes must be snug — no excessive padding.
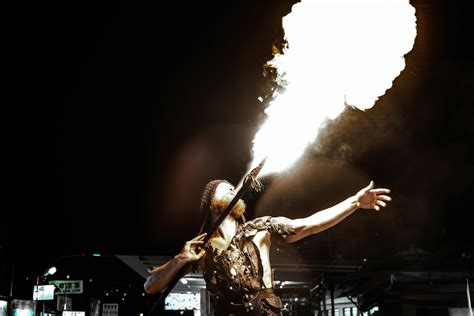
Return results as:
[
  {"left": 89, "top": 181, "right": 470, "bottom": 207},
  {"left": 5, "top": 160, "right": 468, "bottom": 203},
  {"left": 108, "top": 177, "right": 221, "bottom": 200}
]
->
[{"left": 211, "top": 182, "right": 246, "bottom": 219}]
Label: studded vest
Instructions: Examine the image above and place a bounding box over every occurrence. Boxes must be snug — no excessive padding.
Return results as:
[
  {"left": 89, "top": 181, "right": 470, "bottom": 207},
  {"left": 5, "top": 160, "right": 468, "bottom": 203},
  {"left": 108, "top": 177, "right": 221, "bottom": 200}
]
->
[{"left": 202, "top": 216, "right": 295, "bottom": 313}]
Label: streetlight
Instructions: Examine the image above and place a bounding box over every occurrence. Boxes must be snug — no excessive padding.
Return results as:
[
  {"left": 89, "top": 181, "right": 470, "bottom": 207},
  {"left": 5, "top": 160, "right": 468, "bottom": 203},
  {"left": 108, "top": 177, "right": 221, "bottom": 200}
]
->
[
  {"left": 35, "top": 266, "right": 57, "bottom": 287},
  {"left": 43, "top": 267, "right": 57, "bottom": 277},
  {"left": 35, "top": 266, "right": 57, "bottom": 316}
]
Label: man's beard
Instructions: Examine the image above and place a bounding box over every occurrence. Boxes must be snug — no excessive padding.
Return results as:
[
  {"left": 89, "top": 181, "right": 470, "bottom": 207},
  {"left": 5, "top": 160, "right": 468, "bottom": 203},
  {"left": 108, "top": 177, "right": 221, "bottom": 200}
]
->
[
  {"left": 213, "top": 198, "right": 246, "bottom": 220},
  {"left": 229, "top": 199, "right": 246, "bottom": 219}
]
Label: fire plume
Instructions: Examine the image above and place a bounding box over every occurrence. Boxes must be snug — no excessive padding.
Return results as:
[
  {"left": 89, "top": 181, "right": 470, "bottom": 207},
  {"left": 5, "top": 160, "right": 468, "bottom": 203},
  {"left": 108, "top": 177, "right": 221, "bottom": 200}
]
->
[{"left": 249, "top": 0, "right": 417, "bottom": 176}]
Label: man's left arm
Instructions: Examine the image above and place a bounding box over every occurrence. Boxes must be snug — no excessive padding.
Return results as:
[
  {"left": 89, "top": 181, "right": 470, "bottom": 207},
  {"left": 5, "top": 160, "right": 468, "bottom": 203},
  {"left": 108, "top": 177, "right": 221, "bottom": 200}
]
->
[{"left": 281, "top": 181, "right": 391, "bottom": 244}]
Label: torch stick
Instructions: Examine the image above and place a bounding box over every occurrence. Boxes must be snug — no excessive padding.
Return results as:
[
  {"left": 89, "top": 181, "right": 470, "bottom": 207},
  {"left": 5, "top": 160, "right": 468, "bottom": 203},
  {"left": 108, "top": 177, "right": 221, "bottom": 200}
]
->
[{"left": 148, "top": 157, "right": 267, "bottom": 315}]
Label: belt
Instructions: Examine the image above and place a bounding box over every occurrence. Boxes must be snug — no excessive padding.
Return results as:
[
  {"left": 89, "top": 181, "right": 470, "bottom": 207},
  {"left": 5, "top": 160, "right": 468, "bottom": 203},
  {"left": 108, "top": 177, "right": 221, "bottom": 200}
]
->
[{"left": 212, "top": 288, "right": 283, "bottom": 315}]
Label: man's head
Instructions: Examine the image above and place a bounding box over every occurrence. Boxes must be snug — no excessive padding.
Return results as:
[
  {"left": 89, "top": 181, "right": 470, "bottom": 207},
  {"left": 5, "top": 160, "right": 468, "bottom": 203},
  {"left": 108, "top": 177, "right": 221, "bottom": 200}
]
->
[{"left": 199, "top": 179, "right": 246, "bottom": 233}]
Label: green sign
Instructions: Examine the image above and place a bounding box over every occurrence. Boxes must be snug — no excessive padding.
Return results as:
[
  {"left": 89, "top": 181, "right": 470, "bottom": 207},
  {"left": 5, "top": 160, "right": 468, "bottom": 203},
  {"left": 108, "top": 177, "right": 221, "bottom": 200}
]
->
[{"left": 49, "top": 280, "right": 83, "bottom": 294}]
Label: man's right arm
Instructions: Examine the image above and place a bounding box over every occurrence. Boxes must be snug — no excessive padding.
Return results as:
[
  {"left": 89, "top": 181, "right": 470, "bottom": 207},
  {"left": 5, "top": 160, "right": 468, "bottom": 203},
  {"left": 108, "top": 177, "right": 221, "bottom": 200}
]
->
[
  {"left": 144, "top": 233, "right": 207, "bottom": 294},
  {"left": 277, "top": 181, "right": 391, "bottom": 244}
]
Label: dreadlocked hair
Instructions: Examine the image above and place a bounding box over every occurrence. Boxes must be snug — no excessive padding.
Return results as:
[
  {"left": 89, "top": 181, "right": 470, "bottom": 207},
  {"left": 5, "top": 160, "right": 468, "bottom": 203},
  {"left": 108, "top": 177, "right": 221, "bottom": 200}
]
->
[
  {"left": 198, "top": 179, "right": 231, "bottom": 234},
  {"left": 200, "top": 180, "right": 229, "bottom": 214}
]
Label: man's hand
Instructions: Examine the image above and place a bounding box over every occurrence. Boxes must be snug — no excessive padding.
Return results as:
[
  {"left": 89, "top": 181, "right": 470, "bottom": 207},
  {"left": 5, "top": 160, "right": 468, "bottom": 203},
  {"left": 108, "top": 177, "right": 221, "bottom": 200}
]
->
[
  {"left": 175, "top": 233, "right": 207, "bottom": 265},
  {"left": 355, "top": 181, "right": 392, "bottom": 211}
]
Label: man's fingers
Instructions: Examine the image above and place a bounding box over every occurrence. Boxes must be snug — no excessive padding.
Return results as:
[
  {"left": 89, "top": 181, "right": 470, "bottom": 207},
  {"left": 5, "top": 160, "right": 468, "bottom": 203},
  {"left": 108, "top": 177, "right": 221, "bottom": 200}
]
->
[
  {"left": 197, "top": 249, "right": 206, "bottom": 258},
  {"left": 184, "top": 242, "right": 191, "bottom": 252},
  {"left": 374, "top": 205, "right": 380, "bottom": 211},
  {"left": 370, "top": 188, "right": 391, "bottom": 194},
  {"left": 365, "top": 180, "right": 374, "bottom": 191},
  {"left": 378, "top": 195, "right": 392, "bottom": 201},
  {"left": 189, "top": 240, "right": 205, "bottom": 245},
  {"left": 185, "top": 239, "right": 204, "bottom": 251},
  {"left": 192, "top": 233, "right": 207, "bottom": 241},
  {"left": 376, "top": 200, "right": 387, "bottom": 208}
]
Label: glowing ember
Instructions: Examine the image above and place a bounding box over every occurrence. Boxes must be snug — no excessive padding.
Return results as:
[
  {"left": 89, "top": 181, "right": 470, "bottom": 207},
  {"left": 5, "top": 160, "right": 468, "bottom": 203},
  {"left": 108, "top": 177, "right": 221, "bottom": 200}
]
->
[{"left": 249, "top": 0, "right": 417, "bottom": 175}]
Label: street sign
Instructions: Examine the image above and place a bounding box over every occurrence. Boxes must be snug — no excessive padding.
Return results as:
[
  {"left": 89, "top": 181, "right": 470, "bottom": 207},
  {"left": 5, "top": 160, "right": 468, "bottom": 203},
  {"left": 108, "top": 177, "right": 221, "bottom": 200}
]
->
[
  {"left": 33, "top": 285, "right": 55, "bottom": 300},
  {"left": 62, "top": 312, "right": 85, "bottom": 316},
  {"left": 49, "top": 280, "right": 83, "bottom": 294}
]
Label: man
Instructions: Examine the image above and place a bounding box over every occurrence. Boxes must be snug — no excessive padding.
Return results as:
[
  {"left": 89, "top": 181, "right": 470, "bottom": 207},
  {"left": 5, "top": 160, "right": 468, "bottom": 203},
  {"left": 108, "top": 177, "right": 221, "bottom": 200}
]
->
[{"left": 144, "top": 179, "right": 391, "bottom": 315}]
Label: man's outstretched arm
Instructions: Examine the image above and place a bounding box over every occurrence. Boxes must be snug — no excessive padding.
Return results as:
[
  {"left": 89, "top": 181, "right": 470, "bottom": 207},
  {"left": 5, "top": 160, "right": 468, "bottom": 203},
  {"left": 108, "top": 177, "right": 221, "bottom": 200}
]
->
[
  {"left": 144, "top": 233, "right": 207, "bottom": 294},
  {"left": 283, "top": 181, "right": 391, "bottom": 244}
]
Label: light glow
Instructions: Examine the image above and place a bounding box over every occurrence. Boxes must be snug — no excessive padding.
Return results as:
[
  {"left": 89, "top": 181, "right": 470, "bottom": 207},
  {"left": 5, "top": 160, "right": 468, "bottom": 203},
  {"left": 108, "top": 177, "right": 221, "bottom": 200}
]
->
[
  {"left": 43, "top": 266, "right": 57, "bottom": 277},
  {"left": 250, "top": 0, "right": 417, "bottom": 175}
]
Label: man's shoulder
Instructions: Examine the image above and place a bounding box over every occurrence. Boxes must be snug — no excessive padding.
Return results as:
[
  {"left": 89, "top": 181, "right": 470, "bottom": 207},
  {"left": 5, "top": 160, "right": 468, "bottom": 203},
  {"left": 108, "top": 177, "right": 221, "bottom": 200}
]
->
[
  {"left": 249, "top": 215, "right": 291, "bottom": 223},
  {"left": 244, "top": 216, "right": 296, "bottom": 235},
  {"left": 251, "top": 215, "right": 272, "bottom": 222}
]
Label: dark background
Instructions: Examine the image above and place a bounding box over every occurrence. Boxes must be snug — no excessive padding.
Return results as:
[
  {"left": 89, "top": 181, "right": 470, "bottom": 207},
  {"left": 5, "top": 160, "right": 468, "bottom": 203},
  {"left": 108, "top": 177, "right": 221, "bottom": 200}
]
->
[{"left": 4, "top": 0, "right": 473, "bottom": 295}]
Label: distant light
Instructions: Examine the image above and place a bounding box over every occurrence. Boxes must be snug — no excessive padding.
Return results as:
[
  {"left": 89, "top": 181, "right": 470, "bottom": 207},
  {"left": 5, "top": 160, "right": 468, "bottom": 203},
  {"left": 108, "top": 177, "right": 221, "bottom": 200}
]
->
[
  {"left": 66, "top": 275, "right": 70, "bottom": 279},
  {"left": 93, "top": 254, "right": 101, "bottom": 257},
  {"left": 123, "top": 293, "right": 127, "bottom": 297},
  {"left": 44, "top": 266, "right": 57, "bottom": 277},
  {"left": 142, "top": 293, "right": 145, "bottom": 297},
  {"left": 105, "top": 293, "right": 109, "bottom": 297}
]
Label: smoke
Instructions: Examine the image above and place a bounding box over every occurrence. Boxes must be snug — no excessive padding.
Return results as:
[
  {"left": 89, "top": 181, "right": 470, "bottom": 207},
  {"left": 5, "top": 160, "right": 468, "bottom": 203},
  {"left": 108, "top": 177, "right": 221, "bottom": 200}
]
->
[
  {"left": 255, "top": 156, "right": 368, "bottom": 216},
  {"left": 249, "top": 0, "right": 417, "bottom": 175}
]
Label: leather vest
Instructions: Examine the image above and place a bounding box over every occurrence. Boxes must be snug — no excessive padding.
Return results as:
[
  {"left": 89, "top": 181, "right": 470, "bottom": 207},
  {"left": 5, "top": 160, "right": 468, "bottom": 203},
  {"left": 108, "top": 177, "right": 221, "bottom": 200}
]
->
[{"left": 202, "top": 216, "right": 295, "bottom": 315}]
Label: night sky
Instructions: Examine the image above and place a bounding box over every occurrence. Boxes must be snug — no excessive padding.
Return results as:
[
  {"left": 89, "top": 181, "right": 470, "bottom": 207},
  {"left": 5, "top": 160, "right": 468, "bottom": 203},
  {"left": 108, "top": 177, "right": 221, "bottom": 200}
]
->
[{"left": 6, "top": 0, "right": 473, "bottom": 273}]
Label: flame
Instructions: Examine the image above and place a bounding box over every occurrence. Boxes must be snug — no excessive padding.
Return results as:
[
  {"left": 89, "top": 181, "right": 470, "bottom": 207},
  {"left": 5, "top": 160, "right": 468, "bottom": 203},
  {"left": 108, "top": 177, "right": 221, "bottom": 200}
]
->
[{"left": 249, "top": 0, "right": 417, "bottom": 176}]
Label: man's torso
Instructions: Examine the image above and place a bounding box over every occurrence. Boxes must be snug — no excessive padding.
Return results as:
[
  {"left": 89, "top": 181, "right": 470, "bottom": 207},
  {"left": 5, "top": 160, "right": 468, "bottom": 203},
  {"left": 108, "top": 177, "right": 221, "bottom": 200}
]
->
[{"left": 199, "top": 216, "right": 295, "bottom": 315}]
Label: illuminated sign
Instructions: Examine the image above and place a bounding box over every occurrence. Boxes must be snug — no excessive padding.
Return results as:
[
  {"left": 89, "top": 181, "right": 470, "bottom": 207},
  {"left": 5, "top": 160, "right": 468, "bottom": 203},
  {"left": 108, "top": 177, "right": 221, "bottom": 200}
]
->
[
  {"left": 11, "top": 299, "right": 36, "bottom": 316},
  {"left": 33, "top": 285, "right": 55, "bottom": 301},
  {"left": 0, "top": 300, "right": 7, "bottom": 316},
  {"left": 62, "top": 312, "right": 85, "bottom": 316},
  {"left": 49, "top": 280, "right": 83, "bottom": 294},
  {"left": 165, "top": 292, "right": 200, "bottom": 310}
]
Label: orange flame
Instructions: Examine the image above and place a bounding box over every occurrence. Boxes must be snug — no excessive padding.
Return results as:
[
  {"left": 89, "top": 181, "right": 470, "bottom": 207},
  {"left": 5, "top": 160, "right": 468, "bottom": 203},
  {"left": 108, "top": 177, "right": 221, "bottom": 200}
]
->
[{"left": 248, "top": 0, "right": 417, "bottom": 176}]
